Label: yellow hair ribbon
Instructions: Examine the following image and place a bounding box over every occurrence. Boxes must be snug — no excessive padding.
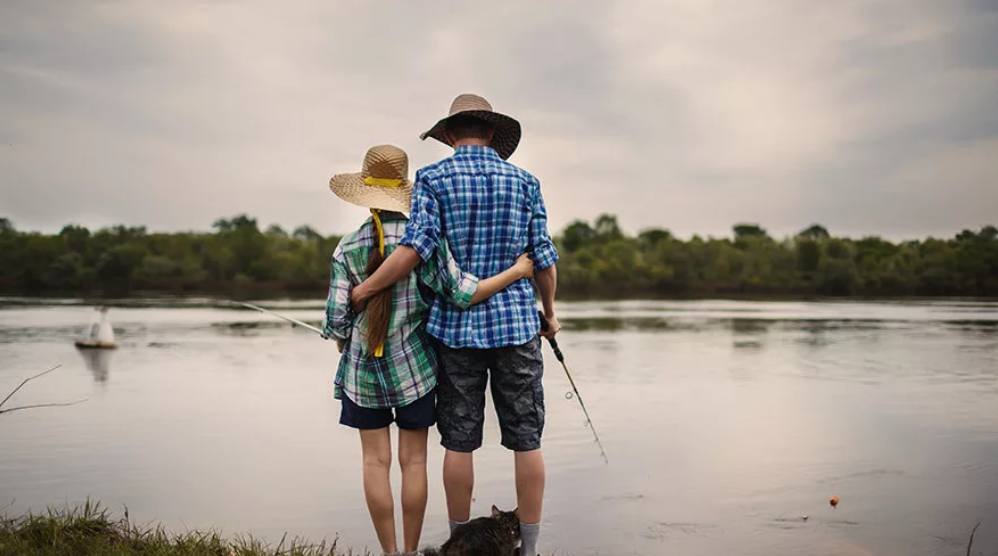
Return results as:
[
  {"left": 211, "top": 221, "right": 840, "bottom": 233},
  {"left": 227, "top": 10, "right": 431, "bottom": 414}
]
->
[
  {"left": 370, "top": 209, "right": 385, "bottom": 257},
  {"left": 369, "top": 208, "right": 385, "bottom": 358},
  {"left": 364, "top": 177, "right": 404, "bottom": 188}
]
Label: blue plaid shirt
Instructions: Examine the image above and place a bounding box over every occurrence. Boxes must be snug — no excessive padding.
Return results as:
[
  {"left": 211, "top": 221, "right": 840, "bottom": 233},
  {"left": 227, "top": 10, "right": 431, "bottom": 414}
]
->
[{"left": 401, "top": 145, "right": 559, "bottom": 349}]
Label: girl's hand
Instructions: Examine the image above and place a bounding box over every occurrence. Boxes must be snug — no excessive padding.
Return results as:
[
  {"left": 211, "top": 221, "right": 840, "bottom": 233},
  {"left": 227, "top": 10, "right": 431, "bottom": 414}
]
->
[
  {"left": 514, "top": 253, "right": 535, "bottom": 279},
  {"left": 336, "top": 339, "right": 346, "bottom": 353}
]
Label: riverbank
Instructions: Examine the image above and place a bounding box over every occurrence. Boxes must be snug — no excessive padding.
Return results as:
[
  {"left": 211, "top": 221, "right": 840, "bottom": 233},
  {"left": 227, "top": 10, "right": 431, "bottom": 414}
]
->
[
  {"left": 0, "top": 502, "right": 358, "bottom": 556},
  {"left": 1, "top": 502, "right": 987, "bottom": 556},
  {"left": 3, "top": 280, "right": 997, "bottom": 300},
  {"left": 2, "top": 290, "right": 997, "bottom": 307}
]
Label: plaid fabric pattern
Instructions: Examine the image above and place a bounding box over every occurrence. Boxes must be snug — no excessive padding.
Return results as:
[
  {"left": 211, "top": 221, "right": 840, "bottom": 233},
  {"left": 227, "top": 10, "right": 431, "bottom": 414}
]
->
[
  {"left": 401, "top": 145, "right": 559, "bottom": 349},
  {"left": 322, "top": 212, "right": 478, "bottom": 409}
]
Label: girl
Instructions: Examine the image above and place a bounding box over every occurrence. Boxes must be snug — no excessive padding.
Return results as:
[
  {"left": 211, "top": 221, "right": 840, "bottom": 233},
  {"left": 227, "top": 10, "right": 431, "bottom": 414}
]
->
[{"left": 323, "top": 145, "right": 532, "bottom": 555}]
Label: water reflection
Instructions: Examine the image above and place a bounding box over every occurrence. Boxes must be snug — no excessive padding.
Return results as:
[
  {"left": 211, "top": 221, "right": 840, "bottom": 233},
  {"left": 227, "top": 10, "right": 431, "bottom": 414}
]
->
[
  {"left": 732, "top": 339, "right": 764, "bottom": 349},
  {"left": 797, "top": 321, "right": 833, "bottom": 349},
  {"left": 77, "top": 348, "right": 113, "bottom": 382},
  {"left": 730, "top": 319, "right": 773, "bottom": 335},
  {"left": 566, "top": 316, "right": 627, "bottom": 332},
  {"left": 944, "top": 320, "right": 998, "bottom": 335},
  {"left": 565, "top": 316, "right": 701, "bottom": 332},
  {"left": 731, "top": 319, "right": 772, "bottom": 349},
  {"left": 212, "top": 321, "right": 267, "bottom": 337}
]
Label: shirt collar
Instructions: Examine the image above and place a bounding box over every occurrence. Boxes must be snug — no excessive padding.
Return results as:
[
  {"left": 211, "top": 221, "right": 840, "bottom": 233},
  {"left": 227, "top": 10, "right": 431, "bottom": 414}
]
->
[
  {"left": 366, "top": 210, "right": 407, "bottom": 224},
  {"left": 454, "top": 145, "right": 501, "bottom": 160}
]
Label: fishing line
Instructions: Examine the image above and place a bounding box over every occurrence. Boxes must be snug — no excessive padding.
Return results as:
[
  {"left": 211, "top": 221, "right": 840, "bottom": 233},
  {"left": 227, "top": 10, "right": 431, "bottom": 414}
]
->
[
  {"left": 228, "top": 301, "right": 327, "bottom": 337},
  {"left": 539, "top": 312, "right": 609, "bottom": 464}
]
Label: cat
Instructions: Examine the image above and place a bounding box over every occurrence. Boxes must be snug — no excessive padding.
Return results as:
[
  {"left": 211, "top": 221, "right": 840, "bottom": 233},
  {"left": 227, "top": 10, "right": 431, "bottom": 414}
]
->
[{"left": 423, "top": 505, "right": 521, "bottom": 556}]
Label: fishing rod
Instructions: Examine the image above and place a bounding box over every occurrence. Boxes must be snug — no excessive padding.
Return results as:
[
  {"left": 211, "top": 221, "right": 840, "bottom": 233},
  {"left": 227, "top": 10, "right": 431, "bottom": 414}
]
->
[
  {"left": 538, "top": 312, "right": 608, "bottom": 464},
  {"left": 231, "top": 301, "right": 607, "bottom": 462},
  {"left": 228, "top": 301, "right": 327, "bottom": 338}
]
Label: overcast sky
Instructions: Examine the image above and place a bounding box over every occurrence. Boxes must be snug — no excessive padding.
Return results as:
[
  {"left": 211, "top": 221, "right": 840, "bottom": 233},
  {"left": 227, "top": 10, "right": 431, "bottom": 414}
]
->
[{"left": 1, "top": 0, "right": 996, "bottom": 240}]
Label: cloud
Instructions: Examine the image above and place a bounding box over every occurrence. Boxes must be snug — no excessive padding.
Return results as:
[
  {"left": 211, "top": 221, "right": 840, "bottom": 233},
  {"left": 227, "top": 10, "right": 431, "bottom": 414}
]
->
[{"left": 1, "top": 0, "right": 996, "bottom": 240}]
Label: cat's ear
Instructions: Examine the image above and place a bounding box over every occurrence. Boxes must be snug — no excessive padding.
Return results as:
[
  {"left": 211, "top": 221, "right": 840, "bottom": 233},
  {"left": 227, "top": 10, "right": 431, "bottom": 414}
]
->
[
  {"left": 512, "top": 507, "right": 519, "bottom": 519},
  {"left": 492, "top": 505, "right": 501, "bottom": 517}
]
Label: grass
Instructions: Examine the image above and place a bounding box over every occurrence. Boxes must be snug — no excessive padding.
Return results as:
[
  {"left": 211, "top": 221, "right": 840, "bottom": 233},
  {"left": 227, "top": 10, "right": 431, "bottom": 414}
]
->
[
  {"left": 0, "top": 501, "right": 366, "bottom": 556},
  {"left": 3, "top": 501, "right": 988, "bottom": 556}
]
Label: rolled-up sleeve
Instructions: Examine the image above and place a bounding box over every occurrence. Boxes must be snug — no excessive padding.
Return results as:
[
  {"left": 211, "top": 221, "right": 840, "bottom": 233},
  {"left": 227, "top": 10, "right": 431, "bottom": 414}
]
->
[
  {"left": 419, "top": 238, "right": 479, "bottom": 310},
  {"left": 321, "top": 247, "right": 354, "bottom": 341},
  {"left": 400, "top": 171, "right": 441, "bottom": 262},
  {"left": 528, "top": 178, "right": 559, "bottom": 271}
]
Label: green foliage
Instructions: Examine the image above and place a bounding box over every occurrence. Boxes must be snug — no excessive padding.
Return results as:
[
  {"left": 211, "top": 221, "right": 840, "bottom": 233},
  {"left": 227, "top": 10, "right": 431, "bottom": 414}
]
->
[
  {"left": 796, "top": 239, "right": 821, "bottom": 274},
  {"left": 0, "top": 213, "right": 995, "bottom": 297},
  {"left": 212, "top": 215, "right": 257, "bottom": 233},
  {"left": 594, "top": 214, "right": 624, "bottom": 241},
  {"left": 798, "top": 224, "right": 830, "bottom": 240},
  {"left": 556, "top": 215, "right": 998, "bottom": 297},
  {"left": 733, "top": 223, "right": 768, "bottom": 239},
  {"left": 638, "top": 228, "right": 671, "bottom": 248},
  {"left": 266, "top": 224, "right": 288, "bottom": 237},
  {"left": 0, "top": 216, "right": 341, "bottom": 294},
  {"left": 0, "top": 501, "right": 348, "bottom": 555},
  {"left": 561, "top": 220, "right": 596, "bottom": 253},
  {"left": 292, "top": 225, "right": 322, "bottom": 242},
  {"left": 59, "top": 225, "right": 91, "bottom": 254}
]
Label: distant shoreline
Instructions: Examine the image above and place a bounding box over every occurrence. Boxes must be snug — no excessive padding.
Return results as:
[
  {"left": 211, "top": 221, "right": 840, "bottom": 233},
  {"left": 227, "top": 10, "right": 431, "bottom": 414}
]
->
[
  {"left": 3, "top": 215, "right": 996, "bottom": 298},
  {"left": 1, "top": 289, "right": 995, "bottom": 306}
]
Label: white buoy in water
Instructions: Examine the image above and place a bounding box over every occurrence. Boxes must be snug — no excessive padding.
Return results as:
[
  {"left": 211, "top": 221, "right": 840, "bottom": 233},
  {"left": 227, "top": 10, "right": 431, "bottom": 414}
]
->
[{"left": 75, "top": 306, "right": 117, "bottom": 349}]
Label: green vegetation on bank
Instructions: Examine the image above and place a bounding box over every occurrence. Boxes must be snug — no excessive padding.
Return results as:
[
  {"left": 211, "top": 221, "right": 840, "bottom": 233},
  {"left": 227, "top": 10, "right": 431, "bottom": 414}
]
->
[
  {"left": 0, "top": 501, "right": 349, "bottom": 556},
  {"left": 556, "top": 216, "right": 998, "bottom": 296},
  {"left": 0, "top": 214, "right": 996, "bottom": 297}
]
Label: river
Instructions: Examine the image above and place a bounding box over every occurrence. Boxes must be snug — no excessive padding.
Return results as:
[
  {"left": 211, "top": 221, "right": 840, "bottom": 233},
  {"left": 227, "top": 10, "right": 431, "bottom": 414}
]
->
[{"left": 1, "top": 298, "right": 996, "bottom": 555}]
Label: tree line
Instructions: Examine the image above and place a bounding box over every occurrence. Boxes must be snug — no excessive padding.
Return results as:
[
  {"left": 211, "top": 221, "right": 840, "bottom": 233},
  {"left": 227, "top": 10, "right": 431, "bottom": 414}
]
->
[
  {"left": 1, "top": 214, "right": 996, "bottom": 297},
  {"left": 556, "top": 216, "right": 997, "bottom": 297},
  {"left": 0, "top": 215, "right": 338, "bottom": 294}
]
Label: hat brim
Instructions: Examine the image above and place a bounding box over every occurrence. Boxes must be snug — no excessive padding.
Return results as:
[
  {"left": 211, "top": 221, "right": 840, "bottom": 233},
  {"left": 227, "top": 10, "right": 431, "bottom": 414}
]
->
[
  {"left": 328, "top": 172, "right": 412, "bottom": 213},
  {"left": 420, "top": 110, "right": 522, "bottom": 160}
]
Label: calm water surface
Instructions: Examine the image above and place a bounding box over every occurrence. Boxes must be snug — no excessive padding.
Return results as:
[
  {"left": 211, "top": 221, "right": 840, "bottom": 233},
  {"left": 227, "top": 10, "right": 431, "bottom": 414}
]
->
[{"left": 1, "top": 299, "right": 996, "bottom": 555}]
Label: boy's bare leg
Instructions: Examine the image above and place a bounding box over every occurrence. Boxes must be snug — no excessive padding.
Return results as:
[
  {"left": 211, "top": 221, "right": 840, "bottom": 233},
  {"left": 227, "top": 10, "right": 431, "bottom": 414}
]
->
[
  {"left": 443, "top": 449, "right": 475, "bottom": 522},
  {"left": 514, "top": 449, "right": 545, "bottom": 523}
]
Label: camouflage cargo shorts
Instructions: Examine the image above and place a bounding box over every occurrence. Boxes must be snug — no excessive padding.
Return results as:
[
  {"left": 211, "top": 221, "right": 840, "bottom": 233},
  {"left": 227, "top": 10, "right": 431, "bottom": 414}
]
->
[{"left": 435, "top": 335, "right": 545, "bottom": 452}]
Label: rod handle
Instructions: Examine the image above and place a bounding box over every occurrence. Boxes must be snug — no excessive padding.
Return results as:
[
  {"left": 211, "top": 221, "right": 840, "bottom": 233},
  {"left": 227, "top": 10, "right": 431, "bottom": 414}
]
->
[{"left": 537, "top": 311, "right": 565, "bottom": 362}]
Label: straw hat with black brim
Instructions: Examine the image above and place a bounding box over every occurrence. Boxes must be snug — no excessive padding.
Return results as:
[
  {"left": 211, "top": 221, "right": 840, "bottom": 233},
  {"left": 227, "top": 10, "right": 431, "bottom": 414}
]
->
[{"left": 419, "top": 94, "right": 522, "bottom": 160}]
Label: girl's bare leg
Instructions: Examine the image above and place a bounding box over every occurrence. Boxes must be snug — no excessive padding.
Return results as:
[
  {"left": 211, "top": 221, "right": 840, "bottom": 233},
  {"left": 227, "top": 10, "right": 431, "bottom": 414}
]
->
[
  {"left": 360, "top": 427, "right": 397, "bottom": 554},
  {"left": 398, "top": 428, "right": 429, "bottom": 552}
]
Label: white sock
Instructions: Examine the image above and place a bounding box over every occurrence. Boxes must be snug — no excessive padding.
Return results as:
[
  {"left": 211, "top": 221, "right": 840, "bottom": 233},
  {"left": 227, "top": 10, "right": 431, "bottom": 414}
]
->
[
  {"left": 448, "top": 519, "right": 469, "bottom": 535},
  {"left": 519, "top": 522, "right": 540, "bottom": 556}
]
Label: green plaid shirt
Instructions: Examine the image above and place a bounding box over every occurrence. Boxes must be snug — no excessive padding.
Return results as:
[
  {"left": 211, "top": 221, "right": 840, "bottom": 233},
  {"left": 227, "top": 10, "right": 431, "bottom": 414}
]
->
[{"left": 322, "top": 212, "right": 479, "bottom": 409}]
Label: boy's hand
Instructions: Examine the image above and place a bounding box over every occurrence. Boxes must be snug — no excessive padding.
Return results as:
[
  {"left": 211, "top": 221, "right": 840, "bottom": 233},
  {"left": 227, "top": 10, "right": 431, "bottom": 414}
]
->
[
  {"left": 336, "top": 339, "right": 346, "bottom": 353},
  {"left": 539, "top": 313, "right": 562, "bottom": 338},
  {"left": 514, "top": 253, "right": 535, "bottom": 279}
]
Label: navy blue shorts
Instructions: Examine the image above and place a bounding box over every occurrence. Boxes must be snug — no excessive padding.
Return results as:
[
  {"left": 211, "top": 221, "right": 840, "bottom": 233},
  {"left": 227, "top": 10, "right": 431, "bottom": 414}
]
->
[{"left": 339, "top": 390, "right": 436, "bottom": 430}]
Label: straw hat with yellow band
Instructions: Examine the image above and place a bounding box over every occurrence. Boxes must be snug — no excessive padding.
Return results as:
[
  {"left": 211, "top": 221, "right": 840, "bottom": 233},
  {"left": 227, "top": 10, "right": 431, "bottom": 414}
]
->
[{"left": 328, "top": 144, "right": 413, "bottom": 357}]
